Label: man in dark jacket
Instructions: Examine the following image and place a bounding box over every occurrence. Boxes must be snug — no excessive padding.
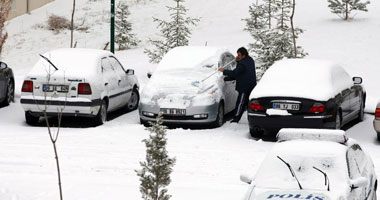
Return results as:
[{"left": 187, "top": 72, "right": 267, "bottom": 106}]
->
[{"left": 218, "top": 47, "right": 256, "bottom": 123}]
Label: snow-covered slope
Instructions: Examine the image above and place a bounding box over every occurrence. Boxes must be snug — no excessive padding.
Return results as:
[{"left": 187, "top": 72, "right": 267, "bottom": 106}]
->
[{"left": 1, "top": 0, "right": 380, "bottom": 199}]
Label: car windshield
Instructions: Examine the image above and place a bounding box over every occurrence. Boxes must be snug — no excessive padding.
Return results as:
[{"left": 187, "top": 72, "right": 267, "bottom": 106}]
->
[{"left": 254, "top": 153, "right": 348, "bottom": 191}]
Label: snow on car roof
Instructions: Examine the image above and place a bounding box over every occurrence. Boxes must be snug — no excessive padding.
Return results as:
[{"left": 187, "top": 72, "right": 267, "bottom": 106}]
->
[
  {"left": 27, "top": 48, "right": 112, "bottom": 78},
  {"left": 277, "top": 128, "right": 348, "bottom": 144},
  {"left": 250, "top": 59, "right": 354, "bottom": 101},
  {"left": 156, "top": 46, "right": 226, "bottom": 72}
]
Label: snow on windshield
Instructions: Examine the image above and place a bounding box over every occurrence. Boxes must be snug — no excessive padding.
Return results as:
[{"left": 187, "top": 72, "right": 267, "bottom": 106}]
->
[
  {"left": 251, "top": 59, "right": 354, "bottom": 101},
  {"left": 254, "top": 141, "right": 348, "bottom": 191}
]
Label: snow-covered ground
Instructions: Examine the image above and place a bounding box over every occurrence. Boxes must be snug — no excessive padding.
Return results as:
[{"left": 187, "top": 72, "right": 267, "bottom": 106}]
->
[{"left": 1, "top": 0, "right": 380, "bottom": 199}]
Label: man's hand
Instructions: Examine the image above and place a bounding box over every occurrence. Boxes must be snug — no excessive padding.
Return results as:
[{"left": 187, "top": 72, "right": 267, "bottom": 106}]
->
[{"left": 218, "top": 67, "right": 224, "bottom": 72}]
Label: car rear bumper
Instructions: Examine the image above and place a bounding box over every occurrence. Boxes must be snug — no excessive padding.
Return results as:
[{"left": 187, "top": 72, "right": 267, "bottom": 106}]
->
[
  {"left": 248, "top": 112, "right": 335, "bottom": 134},
  {"left": 20, "top": 96, "right": 101, "bottom": 117},
  {"left": 374, "top": 118, "right": 380, "bottom": 133},
  {"left": 139, "top": 102, "right": 219, "bottom": 125}
]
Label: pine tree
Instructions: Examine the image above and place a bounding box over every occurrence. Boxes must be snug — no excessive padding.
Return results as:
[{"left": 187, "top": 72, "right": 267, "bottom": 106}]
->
[
  {"left": 327, "top": 0, "right": 370, "bottom": 20},
  {"left": 136, "top": 113, "right": 176, "bottom": 200},
  {"left": 115, "top": 1, "right": 139, "bottom": 50},
  {"left": 244, "top": 0, "right": 306, "bottom": 78},
  {"left": 144, "top": 0, "right": 200, "bottom": 63}
]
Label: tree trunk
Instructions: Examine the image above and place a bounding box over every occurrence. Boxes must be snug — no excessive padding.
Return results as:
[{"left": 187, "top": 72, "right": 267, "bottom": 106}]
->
[
  {"left": 290, "top": 0, "right": 297, "bottom": 58},
  {"left": 70, "top": 0, "right": 76, "bottom": 48},
  {"left": 345, "top": 0, "right": 348, "bottom": 20},
  {"left": 53, "top": 141, "right": 63, "bottom": 200},
  {"left": 268, "top": 0, "right": 272, "bottom": 29}
]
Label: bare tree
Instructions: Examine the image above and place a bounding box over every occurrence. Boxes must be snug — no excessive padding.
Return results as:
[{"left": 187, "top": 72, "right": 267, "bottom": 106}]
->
[
  {"left": 70, "top": 0, "right": 76, "bottom": 48},
  {"left": 0, "top": 0, "right": 12, "bottom": 57}
]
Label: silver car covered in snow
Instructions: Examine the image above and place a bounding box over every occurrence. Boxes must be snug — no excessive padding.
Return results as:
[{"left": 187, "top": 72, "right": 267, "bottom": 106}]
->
[{"left": 139, "top": 46, "right": 238, "bottom": 127}]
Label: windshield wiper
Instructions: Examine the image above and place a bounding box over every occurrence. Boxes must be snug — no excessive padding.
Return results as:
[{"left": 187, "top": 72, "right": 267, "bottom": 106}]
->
[
  {"left": 313, "top": 166, "right": 330, "bottom": 191},
  {"left": 39, "top": 54, "right": 59, "bottom": 71},
  {"left": 277, "top": 156, "right": 303, "bottom": 190}
]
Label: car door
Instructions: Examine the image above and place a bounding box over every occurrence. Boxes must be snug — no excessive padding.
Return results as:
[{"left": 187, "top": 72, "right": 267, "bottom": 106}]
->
[
  {"left": 341, "top": 88, "right": 352, "bottom": 120},
  {"left": 350, "top": 84, "right": 362, "bottom": 114},
  {"left": 346, "top": 144, "right": 368, "bottom": 200},
  {"left": 220, "top": 53, "right": 238, "bottom": 113},
  {"left": 108, "top": 56, "right": 131, "bottom": 107},
  {"left": 101, "top": 57, "right": 120, "bottom": 111}
]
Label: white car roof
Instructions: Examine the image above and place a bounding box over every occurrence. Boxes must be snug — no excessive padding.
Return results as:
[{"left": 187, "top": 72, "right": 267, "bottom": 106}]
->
[
  {"left": 156, "top": 46, "right": 228, "bottom": 72},
  {"left": 250, "top": 59, "right": 354, "bottom": 101},
  {"left": 27, "top": 48, "right": 113, "bottom": 78}
]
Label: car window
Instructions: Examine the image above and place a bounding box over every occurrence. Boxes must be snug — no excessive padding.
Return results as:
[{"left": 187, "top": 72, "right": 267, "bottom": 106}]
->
[
  {"left": 101, "top": 57, "right": 114, "bottom": 73},
  {"left": 346, "top": 144, "right": 366, "bottom": 179},
  {"left": 332, "top": 66, "right": 353, "bottom": 93},
  {"left": 108, "top": 56, "right": 126, "bottom": 74}
]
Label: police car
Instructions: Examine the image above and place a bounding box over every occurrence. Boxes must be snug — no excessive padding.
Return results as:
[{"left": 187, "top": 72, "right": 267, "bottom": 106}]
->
[{"left": 240, "top": 129, "right": 377, "bottom": 200}]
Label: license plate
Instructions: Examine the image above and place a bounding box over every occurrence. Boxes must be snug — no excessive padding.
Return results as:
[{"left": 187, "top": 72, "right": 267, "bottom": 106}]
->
[
  {"left": 273, "top": 103, "right": 300, "bottom": 111},
  {"left": 160, "top": 108, "right": 186, "bottom": 116},
  {"left": 43, "top": 84, "right": 69, "bottom": 93}
]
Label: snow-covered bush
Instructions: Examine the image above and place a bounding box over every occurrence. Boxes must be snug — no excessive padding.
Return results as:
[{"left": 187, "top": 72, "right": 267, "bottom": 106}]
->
[
  {"left": 144, "top": 0, "right": 200, "bottom": 63},
  {"left": 136, "top": 113, "right": 176, "bottom": 200},
  {"left": 328, "top": 0, "right": 370, "bottom": 20},
  {"left": 244, "top": 0, "right": 307, "bottom": 79},
  {"left": 115, "top": 1, "right": 139, "bottom": 50}
]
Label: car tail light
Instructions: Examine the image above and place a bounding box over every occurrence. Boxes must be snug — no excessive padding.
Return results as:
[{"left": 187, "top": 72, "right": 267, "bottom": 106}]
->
[
  {"left": 249, "top": 100, "right": 264, "bottom": 111},
  {"left": 22, "top": 81, "right": 33, "bottom": 92},
  {"left": 78, "top": 83, "right": 92, "bottom": 95},
  {"left": 309, "top": 103, "right": 325, "bottom": 113},
  {"left": 376, "top": 109, "right": 380, "bottom": 118}
]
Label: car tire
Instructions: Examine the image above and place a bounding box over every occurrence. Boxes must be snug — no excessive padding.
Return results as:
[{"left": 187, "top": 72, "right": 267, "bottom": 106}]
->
[
  {"left": 212, "top": 102, "right": 224, "bottom": 128},
  {"left": 377, "top": 132, "right": 380, "bottom": 142},
  {"left": 25, "top": 111, "right": 39, "bottom": 125},
  {"left": 335, "top": 110, "right": 341, "bottom": 130},
  {"left": 250, "top": 127, "right": 263, "bottom": 138},
  {"left": 94, "top": 100, "right": 107, "bottom": 125},
  {"left": 357, "top": 100, "right": 364, "bottom": 122},
  {"left": 1, "top": 80, "right": 14, "bottom": 106},
  {"left": 126, "top": 88, "right": 139, "bottom": 111},
  {"left": 140, "top": 118, "right": 149, "bottom": 127}
]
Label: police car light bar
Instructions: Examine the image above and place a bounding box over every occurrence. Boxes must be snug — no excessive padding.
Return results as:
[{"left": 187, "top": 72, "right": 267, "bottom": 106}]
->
[{"left": 277, "top": 128, "right": 348, "bottom": 144}]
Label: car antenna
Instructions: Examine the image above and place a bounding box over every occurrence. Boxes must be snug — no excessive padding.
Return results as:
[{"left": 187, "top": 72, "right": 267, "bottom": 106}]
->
[
  {"left": 313, "top": 166, "right": 330, "bottom": 191},
  {"left": 277, "top": 156, "right": 303, "bottom": 190},
  {"left": 39, "top": 54, "right": 59, "bottom": 71}
]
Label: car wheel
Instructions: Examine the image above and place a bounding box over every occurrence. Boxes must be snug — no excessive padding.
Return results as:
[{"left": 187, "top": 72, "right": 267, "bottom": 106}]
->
[
  {"left": 377, "top": 132, "right": 380, "bottom": 142},
  {"left": 357, "top": 100, "right": 364, "bottom": 122},
  {"left": 25, "top": 111, "right": 39, "bottom": 125},
  {"left": 126, "top": 88, "right": 139, "bottom": 111},
  {"left": 250, "top": 127, "right": 263, "bottom": 138},
  {"left": 213, "top": 102, "right": 224, "bottom": 128},
  {"left": 335, "top": 111, "right": 341, "bottom": 130},
  {"left": 140, "top": 118, "right": 149, "bottom": 127},
  {"left": 94, "top": 100, "right": 107, "bottom": 125},
  {"left": 1, "top": 80, "right": 14, "bottom": 106}
]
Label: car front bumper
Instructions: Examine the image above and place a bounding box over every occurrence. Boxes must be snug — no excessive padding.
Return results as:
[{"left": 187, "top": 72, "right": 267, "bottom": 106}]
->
[
  {"left": 374, "top": 118, "right": 380, "bottom": 133},
  {"left": 139, "top": 102, "right": 219, "bottom": 125},
  {"left": 20, "top": 96, "right": 101, "bottom": 117},
  {"left": 248, "top": 112, "right": 335, "bottom": 134}
]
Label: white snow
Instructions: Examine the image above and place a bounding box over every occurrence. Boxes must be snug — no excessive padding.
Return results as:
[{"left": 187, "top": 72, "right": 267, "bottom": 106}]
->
[
  {"left": 251, "top": 59, "right": 354, "bottom": 101},
  {"left": 1, "top": 0, "right": 380, "bottom": 199},
  {"left": 277, "top": 128, "right": 347, "bottom": 143},
  {"left": 266, "top": 108, "right": 292, "bottom": 116}
]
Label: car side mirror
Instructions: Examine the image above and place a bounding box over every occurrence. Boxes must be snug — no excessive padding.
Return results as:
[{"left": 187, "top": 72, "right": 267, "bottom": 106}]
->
[
  {"left": 0, "top": 62, "right": 7, "bottom": 70},
  {"left": 126, "top": 69, "right": 134, "bottom": 75},
  {"left": 240, "top": 174, "right": 253, "bottom": 184},
  {"left": 350, "top": 177, "right": 367, "bottom": 190},
  {"left": 353, "top": 77, "right": 362, "bottom": 84},
  {"left": 147, "top": 72, "right": 152, "bottom": 79}
]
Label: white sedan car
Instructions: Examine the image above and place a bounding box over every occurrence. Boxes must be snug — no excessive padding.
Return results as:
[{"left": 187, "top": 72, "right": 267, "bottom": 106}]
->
[
  {"left": 241, "top": 129, "right": 377, "bottom": 200},
  {"left": 374, "top": 102, "right": 380, "bottom": 141},
  {"left": 21, "top": 48, "right": 139, "bottom": 125},
  {"left": 139, "top": 46, "right": 238, "bottom": 127}
]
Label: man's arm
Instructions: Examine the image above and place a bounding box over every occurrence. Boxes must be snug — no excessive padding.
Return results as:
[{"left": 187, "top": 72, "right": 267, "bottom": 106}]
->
[{"left": 222, "top": 62, "right": 244, "bottom": 78}]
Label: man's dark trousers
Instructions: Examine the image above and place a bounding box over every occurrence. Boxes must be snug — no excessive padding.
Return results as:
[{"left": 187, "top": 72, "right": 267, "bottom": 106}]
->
[{"left": 232, "top": 89, "right": 253, "bottom": 122}]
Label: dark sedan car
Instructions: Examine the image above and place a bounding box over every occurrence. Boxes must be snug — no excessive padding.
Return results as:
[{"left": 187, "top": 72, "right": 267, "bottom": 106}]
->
[
  {"left": 0, "top": 61, "right": 15, "bottom": 107},
  {"left": 248, "top": 59, "right": 365, "bottom": 138}
]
